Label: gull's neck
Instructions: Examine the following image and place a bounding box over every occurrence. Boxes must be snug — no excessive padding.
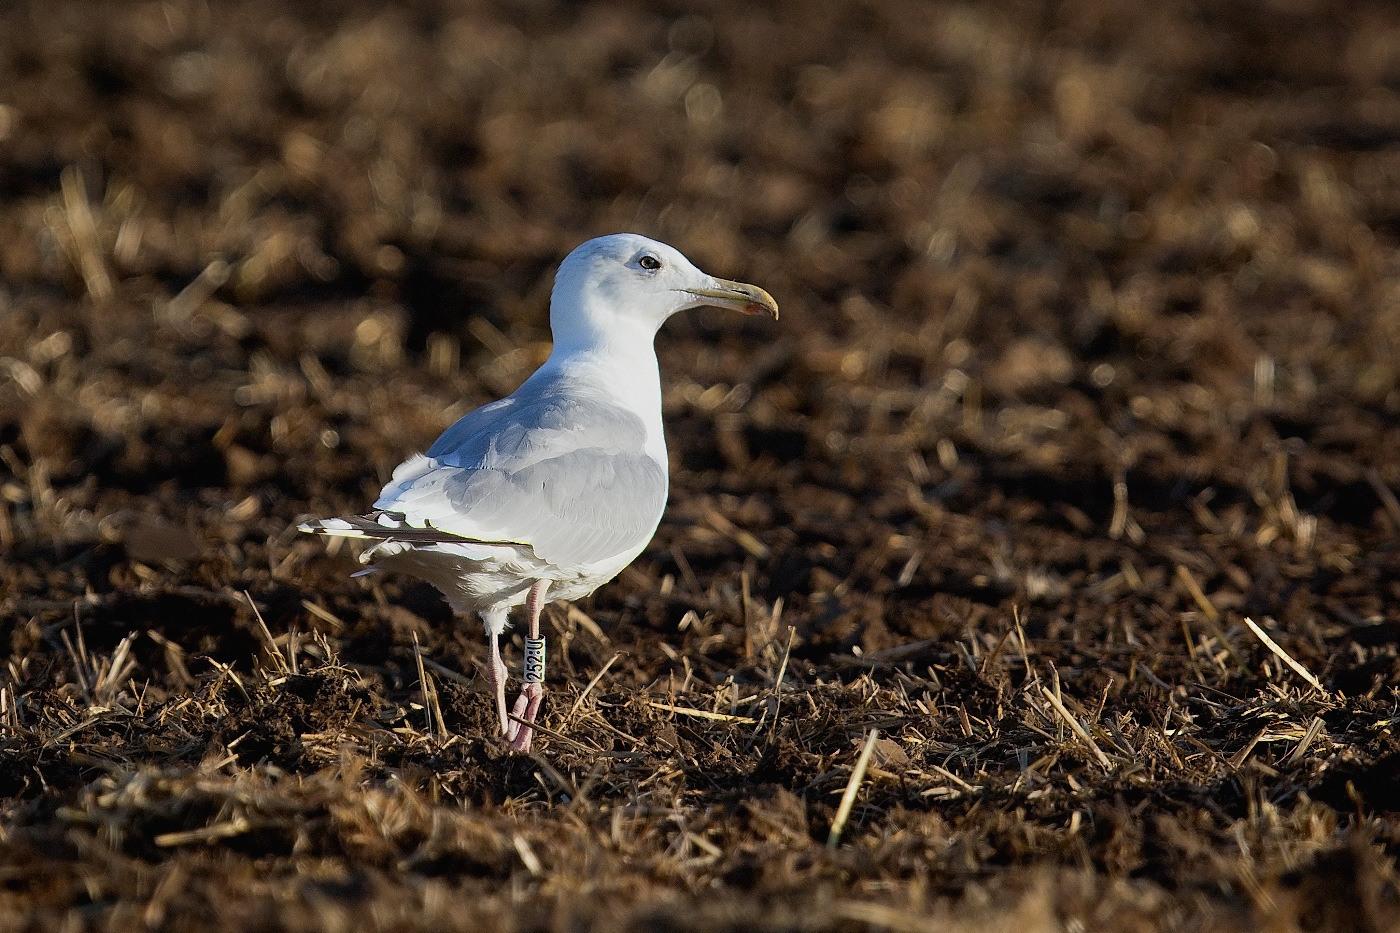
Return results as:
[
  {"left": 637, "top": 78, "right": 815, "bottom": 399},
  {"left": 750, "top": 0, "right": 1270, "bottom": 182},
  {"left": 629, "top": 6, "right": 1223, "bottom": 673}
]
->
[
  {"left": 544, "top": 281, "right": 676, "bottom": 463},
  {"left": 540, "top": 333, "right": 668, "bottom": 463}
]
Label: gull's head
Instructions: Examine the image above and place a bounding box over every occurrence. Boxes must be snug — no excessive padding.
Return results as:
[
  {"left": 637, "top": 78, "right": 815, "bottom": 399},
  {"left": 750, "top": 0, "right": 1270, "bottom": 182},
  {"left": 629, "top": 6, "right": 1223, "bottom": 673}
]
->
[{"left": 549, "top": 233, "right": 777, "bottom": 349}]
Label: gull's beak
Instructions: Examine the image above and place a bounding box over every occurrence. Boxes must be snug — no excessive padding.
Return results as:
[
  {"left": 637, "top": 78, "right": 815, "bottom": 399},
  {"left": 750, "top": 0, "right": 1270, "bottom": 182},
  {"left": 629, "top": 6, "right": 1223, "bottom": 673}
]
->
[{"left": 686, "top": 277, "right": 780, "bottom": 319}]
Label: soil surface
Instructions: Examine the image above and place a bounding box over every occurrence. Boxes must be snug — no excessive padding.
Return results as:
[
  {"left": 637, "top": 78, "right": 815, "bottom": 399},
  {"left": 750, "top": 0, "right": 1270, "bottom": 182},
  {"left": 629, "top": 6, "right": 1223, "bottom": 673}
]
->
[{"left": 3, "top": 1, "right": 1400, "bottom": 930}]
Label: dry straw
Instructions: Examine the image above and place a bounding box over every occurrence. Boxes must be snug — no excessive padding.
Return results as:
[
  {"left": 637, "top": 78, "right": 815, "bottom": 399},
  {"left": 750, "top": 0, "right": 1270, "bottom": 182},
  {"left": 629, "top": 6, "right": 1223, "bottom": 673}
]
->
[
  {"left": 828, "top": 728, "right": 879, "bottom": 849},
  {"left": 1243, "top": 617, "right": 1324, "bottom": 693}
]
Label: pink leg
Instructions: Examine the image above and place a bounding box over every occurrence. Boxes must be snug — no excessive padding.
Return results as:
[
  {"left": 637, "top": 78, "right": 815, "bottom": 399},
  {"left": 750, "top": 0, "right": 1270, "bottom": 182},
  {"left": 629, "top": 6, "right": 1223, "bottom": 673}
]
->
[
  {"left": 506, "top": 580, "right": 550, "bottom": 753},
  {"left": 486, "top": 630, "right": 510, "bottom": 735}
]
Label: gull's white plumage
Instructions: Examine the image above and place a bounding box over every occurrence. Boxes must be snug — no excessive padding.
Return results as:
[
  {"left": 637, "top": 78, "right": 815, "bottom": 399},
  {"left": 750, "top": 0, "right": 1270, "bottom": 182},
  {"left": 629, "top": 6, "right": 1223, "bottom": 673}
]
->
[{"left": 300, "top": 233, "right": 777, "bottom": 752}]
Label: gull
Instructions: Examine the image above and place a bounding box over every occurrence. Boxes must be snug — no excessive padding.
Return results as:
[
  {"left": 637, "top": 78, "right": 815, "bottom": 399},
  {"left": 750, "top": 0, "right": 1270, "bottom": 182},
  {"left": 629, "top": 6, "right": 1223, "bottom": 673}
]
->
[{"left": 299, "top": 234, "right": 778, "bottom": 752}]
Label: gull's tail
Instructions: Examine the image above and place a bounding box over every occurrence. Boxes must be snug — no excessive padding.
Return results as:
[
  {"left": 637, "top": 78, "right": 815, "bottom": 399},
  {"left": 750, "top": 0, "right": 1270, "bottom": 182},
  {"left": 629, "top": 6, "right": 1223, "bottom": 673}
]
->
[
  {"left": 298, "top": 511, "right": 524, "bottom": 548},
  {"left": 300, "top": 511, "right": 456, "bottom": 544},
  {"left": 299, "top": 512, "right": 392, "bottom": 538}
]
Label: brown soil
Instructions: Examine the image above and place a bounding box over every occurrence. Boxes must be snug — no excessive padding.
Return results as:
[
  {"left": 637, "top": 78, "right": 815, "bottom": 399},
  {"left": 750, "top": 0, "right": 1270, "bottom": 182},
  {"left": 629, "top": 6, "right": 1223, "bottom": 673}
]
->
[{"left": 3, "top": 0, "right": 1400, "bottom": 930}]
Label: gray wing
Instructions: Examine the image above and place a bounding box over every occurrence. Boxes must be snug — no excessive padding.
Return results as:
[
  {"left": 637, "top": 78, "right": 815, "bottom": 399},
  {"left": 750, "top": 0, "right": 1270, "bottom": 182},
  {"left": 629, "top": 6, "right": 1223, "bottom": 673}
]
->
[{"left": 373, "top": 372, "right": 669, "bottom": 567}]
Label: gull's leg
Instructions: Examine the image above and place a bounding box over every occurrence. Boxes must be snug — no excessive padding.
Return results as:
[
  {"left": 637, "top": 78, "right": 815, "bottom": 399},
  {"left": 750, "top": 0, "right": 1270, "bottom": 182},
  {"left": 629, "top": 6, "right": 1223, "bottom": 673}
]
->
[
  {"left": 481, "top": 606, "right": 511, "bottom": 735},
  {"left": 486, "top": 628, "right": 510, "bottom": 735},
  {"left": 506, "top": 579, "right": 550, "bottom": 753}
]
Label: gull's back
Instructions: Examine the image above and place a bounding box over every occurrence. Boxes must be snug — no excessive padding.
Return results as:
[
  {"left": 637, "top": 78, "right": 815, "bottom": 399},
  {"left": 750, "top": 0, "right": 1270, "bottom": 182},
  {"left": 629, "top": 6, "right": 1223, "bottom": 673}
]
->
[{"left": 374, "top": 368, "right": 669, "bottom": 569}]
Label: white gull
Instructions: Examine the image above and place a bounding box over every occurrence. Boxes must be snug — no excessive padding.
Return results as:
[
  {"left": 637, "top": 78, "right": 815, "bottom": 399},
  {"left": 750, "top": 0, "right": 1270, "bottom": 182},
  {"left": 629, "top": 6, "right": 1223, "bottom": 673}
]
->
[{"left": 299, "top": 233, "right": 778, "bottom": 752}]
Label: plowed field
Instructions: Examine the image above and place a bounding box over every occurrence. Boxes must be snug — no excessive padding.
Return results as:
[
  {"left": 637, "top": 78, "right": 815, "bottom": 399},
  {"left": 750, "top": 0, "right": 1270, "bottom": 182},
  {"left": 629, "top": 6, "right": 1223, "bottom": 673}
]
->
[{"left": 3, "top": 1, "right": 1400, "bottom": 930}]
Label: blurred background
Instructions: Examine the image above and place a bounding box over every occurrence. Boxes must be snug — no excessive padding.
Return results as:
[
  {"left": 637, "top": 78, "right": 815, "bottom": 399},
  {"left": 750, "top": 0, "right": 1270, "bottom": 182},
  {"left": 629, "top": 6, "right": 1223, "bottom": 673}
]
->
[{"left": 3, "top": 0, "right": 1399, "bottom": 510}]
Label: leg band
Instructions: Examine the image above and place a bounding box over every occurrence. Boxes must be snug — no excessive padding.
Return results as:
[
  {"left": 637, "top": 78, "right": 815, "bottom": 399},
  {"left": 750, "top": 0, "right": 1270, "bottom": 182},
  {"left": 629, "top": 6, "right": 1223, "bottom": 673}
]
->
[{"left": 524, "top": 637, "right": 546, "bottom": 684}]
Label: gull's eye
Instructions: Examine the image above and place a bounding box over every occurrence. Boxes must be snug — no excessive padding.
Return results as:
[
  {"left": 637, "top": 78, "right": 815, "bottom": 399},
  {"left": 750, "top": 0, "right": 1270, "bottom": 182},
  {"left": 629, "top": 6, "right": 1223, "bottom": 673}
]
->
[{"left": 638, "top": 255, "right": 662, "bottom": 271}]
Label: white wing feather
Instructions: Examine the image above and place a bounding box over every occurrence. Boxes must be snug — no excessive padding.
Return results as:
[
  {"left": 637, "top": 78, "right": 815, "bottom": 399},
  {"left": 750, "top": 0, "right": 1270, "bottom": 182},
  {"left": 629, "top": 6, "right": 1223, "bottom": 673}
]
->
[{"left": 370, "top": 371, "right": 668, "bottom": 567}]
